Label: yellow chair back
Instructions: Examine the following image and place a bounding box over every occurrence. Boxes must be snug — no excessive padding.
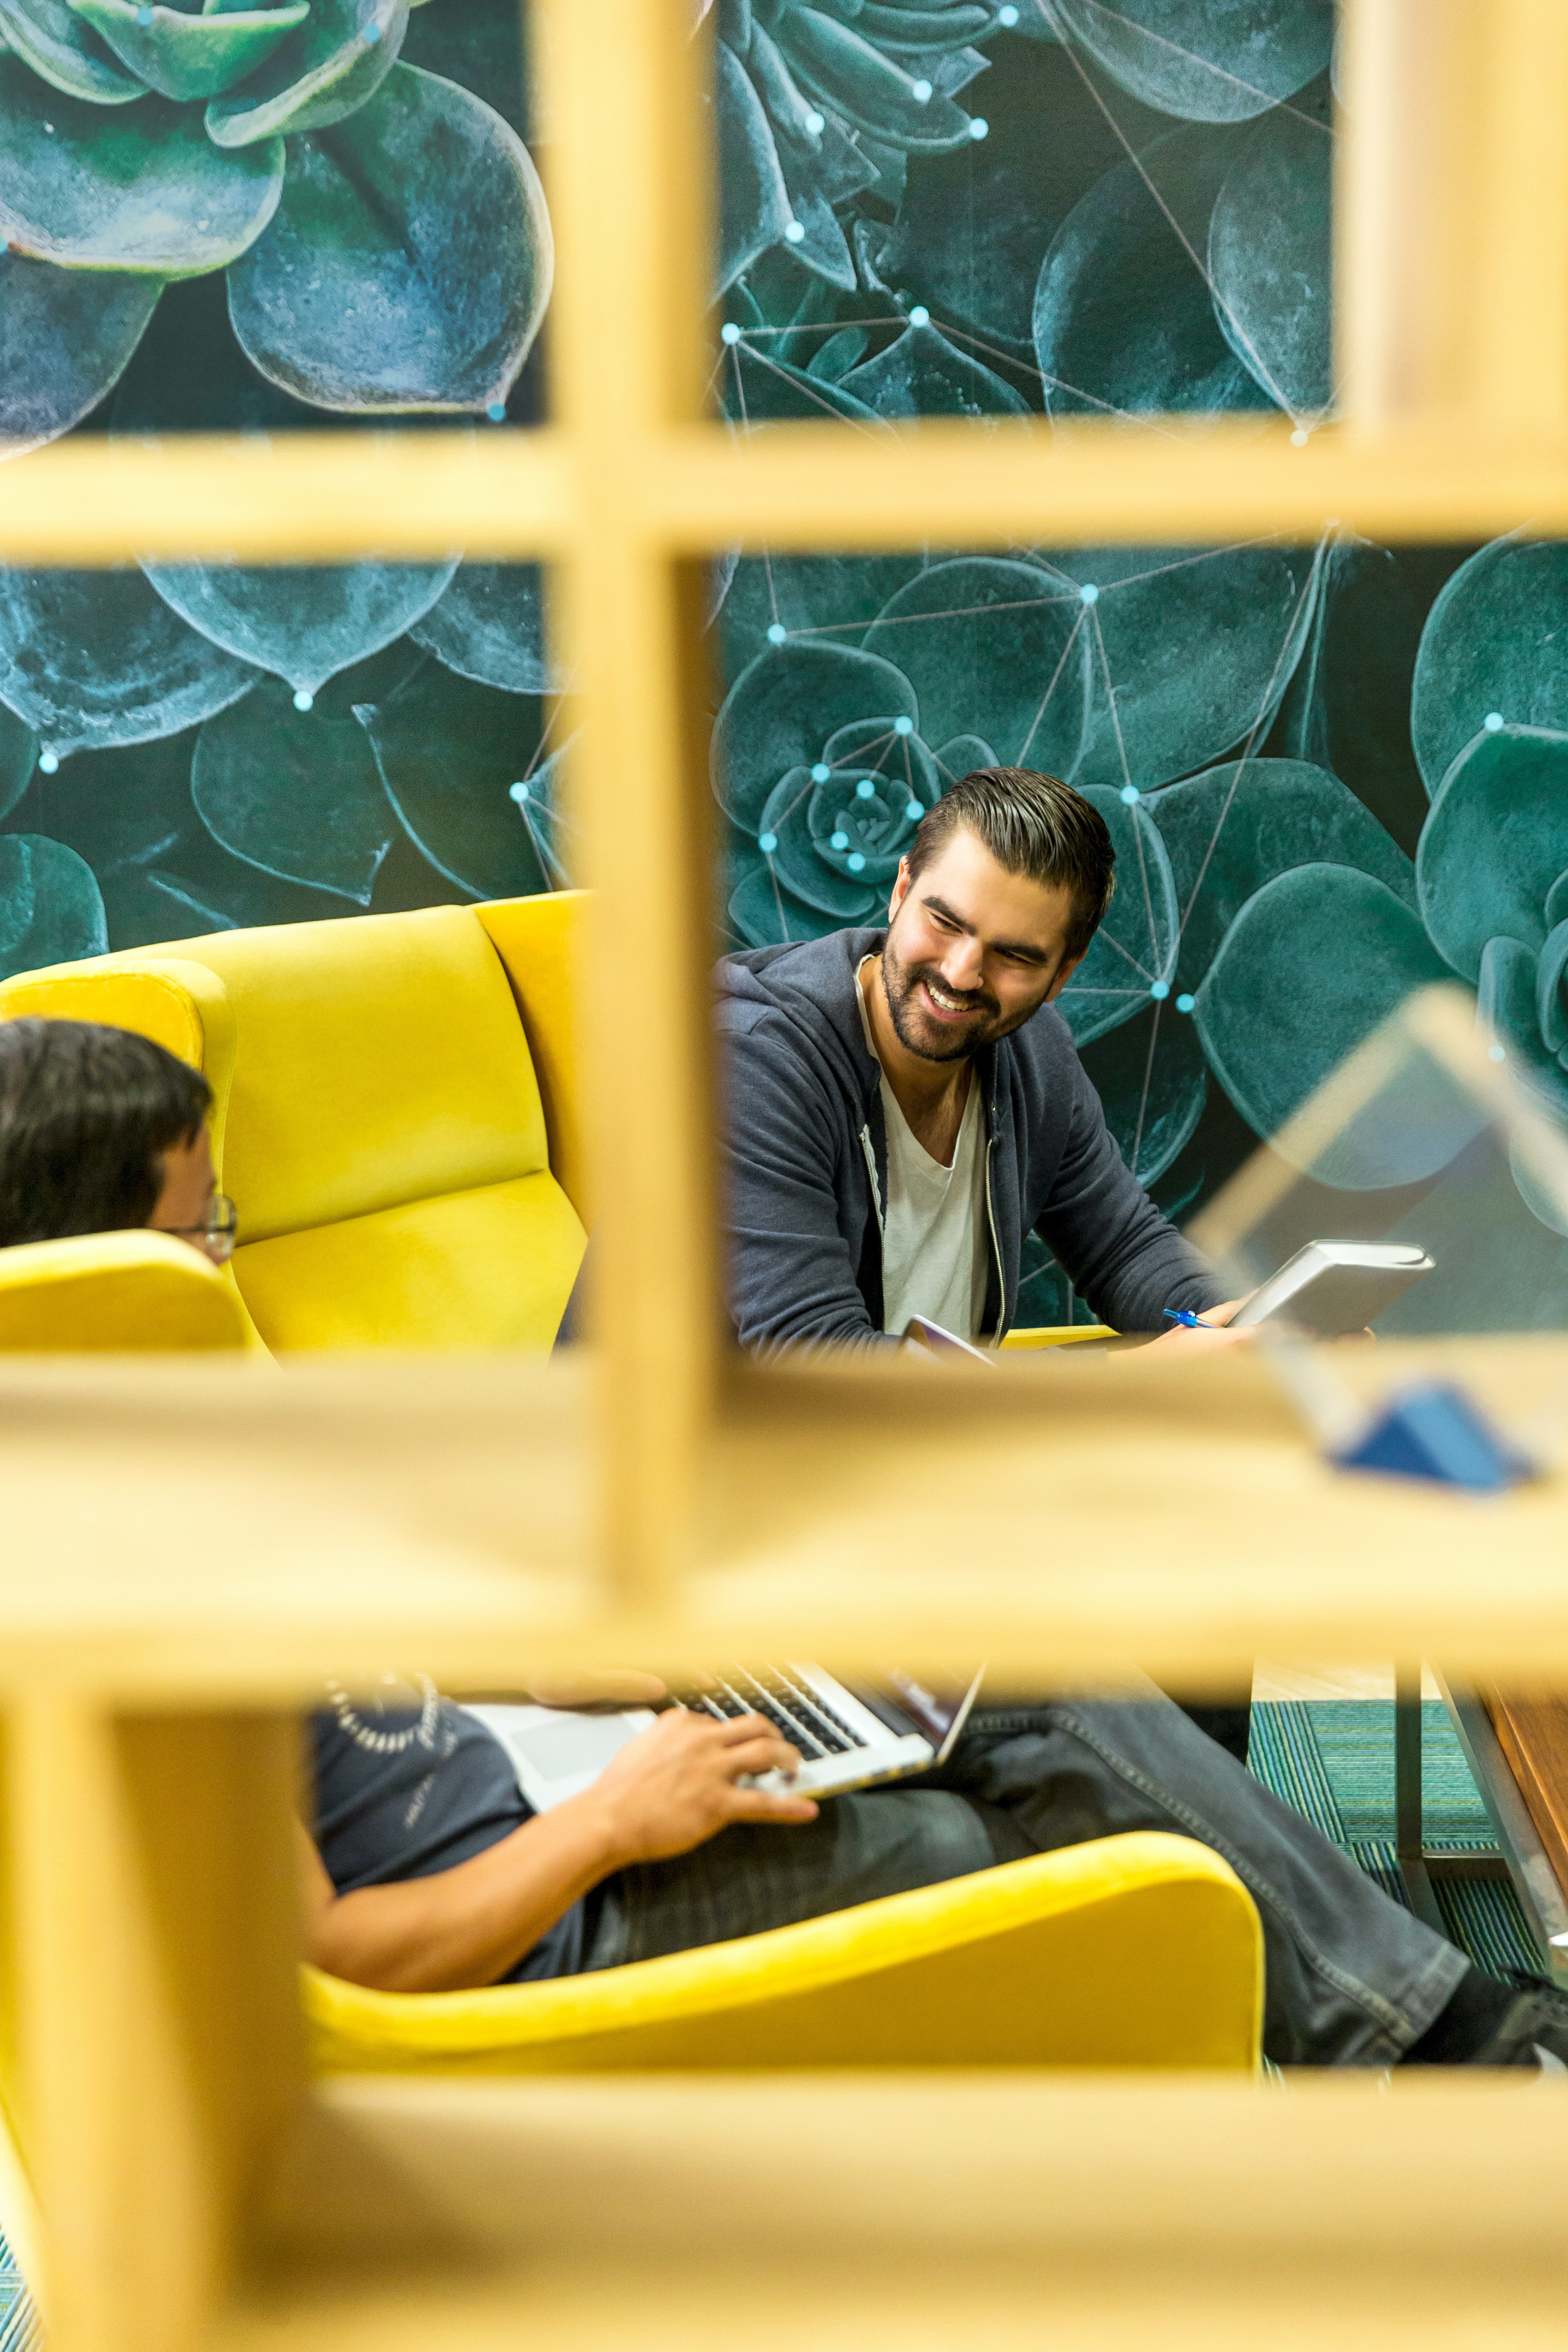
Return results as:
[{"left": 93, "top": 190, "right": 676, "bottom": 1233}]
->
[{"left": 0, "top": 897, "right": 588, "bottom": 1354}]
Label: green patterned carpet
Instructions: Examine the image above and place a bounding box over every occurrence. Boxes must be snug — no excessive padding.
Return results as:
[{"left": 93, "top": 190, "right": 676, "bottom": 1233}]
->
[
  {"left": 1248, "top": 1699, "right": 1539, "bottom": 1980},
  {"left": 0, "top": 2268, "right": 34, "bottom": 2350}
]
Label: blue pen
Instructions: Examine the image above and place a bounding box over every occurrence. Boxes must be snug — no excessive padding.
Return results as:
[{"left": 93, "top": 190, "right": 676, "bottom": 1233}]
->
[{"left": 1162, "top": 1308, "right": 1216, "bottom": 1329}]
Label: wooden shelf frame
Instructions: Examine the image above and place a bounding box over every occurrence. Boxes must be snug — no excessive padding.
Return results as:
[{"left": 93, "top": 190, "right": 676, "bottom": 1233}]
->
[
  {"left": 4, "top": 3, "right": 1568, "bottom": 2348},
  {"left": 0, "top": 0, "right": 1563, "bottom": 1602}
]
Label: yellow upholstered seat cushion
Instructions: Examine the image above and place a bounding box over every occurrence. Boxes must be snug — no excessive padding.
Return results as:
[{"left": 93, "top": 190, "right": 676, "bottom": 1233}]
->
[
  {"left": 234, "top": 1172, "right": 585, "bottom": 1352},
  {"left": 304, "top": 1833, "right": 1263, "bottom": 2075},
  {"left": 0, "top": 1231, "right": 250, "bottom": 1352}
]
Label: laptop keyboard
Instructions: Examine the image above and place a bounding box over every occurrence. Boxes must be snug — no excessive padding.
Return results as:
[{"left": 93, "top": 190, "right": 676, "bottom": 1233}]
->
[{"left": 676, "top": 1668, "right": 871, "bottom": 1762}]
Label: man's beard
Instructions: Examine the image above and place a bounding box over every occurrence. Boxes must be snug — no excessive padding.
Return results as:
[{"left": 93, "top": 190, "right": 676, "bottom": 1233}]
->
[{"left": 880, "top": 930, "right": 1044, "bottom": 1063}]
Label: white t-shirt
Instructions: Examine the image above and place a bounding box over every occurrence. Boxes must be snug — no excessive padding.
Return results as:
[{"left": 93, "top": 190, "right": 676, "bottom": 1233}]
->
[{"left": 856, "top": 961, "right": 990, "bottom": 1339}]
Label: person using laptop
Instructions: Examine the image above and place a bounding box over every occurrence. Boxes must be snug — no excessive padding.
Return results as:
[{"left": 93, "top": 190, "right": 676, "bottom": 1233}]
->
[
  {"left": 0, "top": 1014, "right": 1563, "bottom": 2067},
  {"left": 302, "top": 1662, "right": 1568, "bottom": 2071}
]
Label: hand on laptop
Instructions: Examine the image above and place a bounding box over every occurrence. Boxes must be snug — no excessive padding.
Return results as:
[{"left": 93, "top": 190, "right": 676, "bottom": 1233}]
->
[
  {"left": 578, "top": 1707, "right": 818, "bottom": 1867},
  {"left": 1144, "top": 1297, "right": 1255, "bottom": 1354}
]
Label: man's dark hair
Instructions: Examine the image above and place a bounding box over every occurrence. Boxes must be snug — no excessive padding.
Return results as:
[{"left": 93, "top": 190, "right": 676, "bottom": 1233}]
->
[
  {"left": 906, "top": 767, "right": 1116, "bottom": 960},
  {"left": 0, "top": 1019, "right": 212, "bottom": 1249}
]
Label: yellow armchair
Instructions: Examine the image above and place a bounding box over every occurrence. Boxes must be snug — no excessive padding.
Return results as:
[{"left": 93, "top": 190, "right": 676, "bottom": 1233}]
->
[
  {"left": 0, "top": 895, "right": 588, "bottom": 1355},
  {"left": 0, "top": 1229, "right": 250, "bottom": 1352},
  {"left": 305, "top": 1833, "right": 1262, "bottom": 2075}
]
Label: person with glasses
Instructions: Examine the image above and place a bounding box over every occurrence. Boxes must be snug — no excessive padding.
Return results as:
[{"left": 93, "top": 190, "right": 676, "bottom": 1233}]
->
[{"left": 0, "top": 1018, "right": 237, "bottom": 1265}]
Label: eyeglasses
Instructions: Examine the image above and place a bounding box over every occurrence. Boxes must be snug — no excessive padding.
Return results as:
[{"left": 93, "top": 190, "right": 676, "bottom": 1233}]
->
[{"left": 164, "top": 1193, "right": 239, "bottom": 1264}]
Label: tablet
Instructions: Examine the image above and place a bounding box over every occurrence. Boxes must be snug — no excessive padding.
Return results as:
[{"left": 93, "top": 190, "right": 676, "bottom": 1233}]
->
[{"left": 1230, "top": 1240, "right": 1434, "bottom": 1336}]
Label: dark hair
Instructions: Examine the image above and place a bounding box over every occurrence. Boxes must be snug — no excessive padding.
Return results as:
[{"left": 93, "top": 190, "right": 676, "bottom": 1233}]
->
[
  {"left": 0, "top": 1019, "right": 212, "bottom": 1249},
  {"left": 906, "top": 767, "right": 1116, "bottom": 960}
]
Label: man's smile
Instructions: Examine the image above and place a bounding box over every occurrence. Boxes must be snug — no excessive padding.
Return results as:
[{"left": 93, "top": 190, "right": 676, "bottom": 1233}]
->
[{"left": 919, "top": 975, "right": 990, "bottom": 1022}]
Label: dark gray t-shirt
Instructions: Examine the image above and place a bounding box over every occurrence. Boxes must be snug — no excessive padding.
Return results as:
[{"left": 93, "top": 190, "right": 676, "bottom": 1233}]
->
[{"left": 310, "top": 1674, "right": 591, "bottom": 1982}]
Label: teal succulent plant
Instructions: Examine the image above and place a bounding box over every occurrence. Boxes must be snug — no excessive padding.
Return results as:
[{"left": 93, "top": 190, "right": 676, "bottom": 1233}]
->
[
  {"left": 715, "top": 0, "right": 1006, "bottom": 295},
  {"left": 0, "top": 0, "right": 552, "bottom": 451},
  {"left": 6, "top": 0, "right": 1568, "bottom": 1333}
]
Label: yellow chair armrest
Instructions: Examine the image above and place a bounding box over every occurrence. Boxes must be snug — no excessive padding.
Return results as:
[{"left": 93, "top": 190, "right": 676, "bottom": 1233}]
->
[
  {"left": 304, "top": 1832, "right": 1261, "bottom": 2075},
  {"left": 0, "top": 1231, "right": 250, "bottom": 1352},
  {"left": 1000, "top": 1324, "right": 1117, "bottom": 1349}
]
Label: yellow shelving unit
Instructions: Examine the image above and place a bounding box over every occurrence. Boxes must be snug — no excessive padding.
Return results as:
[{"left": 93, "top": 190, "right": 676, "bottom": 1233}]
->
[{"left": 3, "top": 1, "right": 1568, "bottom": 2345}]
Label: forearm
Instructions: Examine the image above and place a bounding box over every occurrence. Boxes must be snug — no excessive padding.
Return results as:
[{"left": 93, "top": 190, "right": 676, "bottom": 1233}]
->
[{"left": 307, "top": 1795, "right": 624, "bottom": 1994}]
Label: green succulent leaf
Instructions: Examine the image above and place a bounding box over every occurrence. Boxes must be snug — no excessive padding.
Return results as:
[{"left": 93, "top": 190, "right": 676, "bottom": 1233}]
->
[
  {"left": 861, "top": 558, "right": 1087, "bottom": 772},
  {"left": 67, "top": 0, "right": 310, "bottom": 102},
  {"left": 353, "top": 655, "right": 554, "bottom": 899},
  {"left": 931, "top": 732, "right": 998, "bottom": 781},
  {"left": 712, "top": 640, "right": 918, "bottom": 833},
  {"left": 191, "top": 676, "right": 396, "bottom": 902},
  {"left": 204, "top": 0, "right": 407, "bottom": 144},
  {"left": 715, "top": 39, "right": 794, "bottom": 292},
  {"left": 0, "top": 0, "right": 145, "bottom": 103},
  {"left": 1056, "top": 784, "right": 1178, "bottom": 1047},
  {"left": 139, "top": 556, "right": 459, "bottom": 697},
  {"left": 720, "top": 338, "right": 881, "bottom": 424},
  {"left": 226, "top": 64, "right": 551, "bottom": 412},
  {"left": 773, "top": 7, "right": 975, "bottom": 152},
  {"left": 1193, "top": 863, "right": 1455, "bottom": 1182},
  {"left": 1076, "top": 997, "right": 1207, "bottom": 1187},
  {"left": 1032, "top": 124, "right": 1270, "bottom": 417},
  {"left": 728, "top": 858, "right": 840, "bottom": 949},
  {"left": 1273, "top": 536, "right": 1428, "bottom": 857},
  {"left": 837, "top": 320, "right": 1029, "bottom": 417},
  {"left": 1149, "top": 755, "right": 1414, "bottom": 998},
  {"left": 1044, "top": 539, "right": 1321, "bottom": 792},
  {"left": 408, "top": 564, "right": 559, "bottom": 696},
  {"left": 1207, "top": 83, "right": 1332, "bottom": 415},
  {"left": 1050, "top": 0, "right": 1333, "bottom": 124},
  {"left": 0, "top": 247, "right": 162, "bottom": 457},
  {"left": 1411, "top": 537, "right": 1568, "bottom": 796},
  {"left": 758, "top": 720, "right": 940, "bottom": 913},
  {"left": 1415, "top": 725, "right": 1568, "bottom": 982},
  {"left": 0, "top": 834, "right": 107, "bottom": 979},
  {"left": 884, "top": 36, "right": 1169, "bottom": 352},
  {"left": 0, "top": 57, "right": 283, "bottom": 274},
  {"left": 718, "top": 553, "right": 927, "bottom": 677},
  {"left": 1477, "top": 935, "right": 1568, "bottom": 1141},
  {"left": 0, "top": 568, "right": 260, "bottom": 756},
  {"left": 0, "top": 702, "right": 39, "bottom": 822}
]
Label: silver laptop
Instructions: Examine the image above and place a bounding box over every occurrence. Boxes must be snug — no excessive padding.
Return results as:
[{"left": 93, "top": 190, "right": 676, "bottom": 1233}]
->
[{"left": 465, "top": 1661, "right": 987, "bottom": 1813}]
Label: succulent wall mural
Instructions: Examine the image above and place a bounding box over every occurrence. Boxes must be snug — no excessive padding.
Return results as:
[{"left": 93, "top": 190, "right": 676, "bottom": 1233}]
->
[
  {"left": 0, "top": 0, "right": 564, "bottom": 956},
  {"left": 0, "top": 0, "right": 1565, "bottom": 1322}
]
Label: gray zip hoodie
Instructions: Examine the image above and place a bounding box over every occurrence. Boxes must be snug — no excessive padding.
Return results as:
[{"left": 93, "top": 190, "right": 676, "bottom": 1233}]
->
[{"left": 715, "top": 926, "right": 1226, "bottom": 1352}]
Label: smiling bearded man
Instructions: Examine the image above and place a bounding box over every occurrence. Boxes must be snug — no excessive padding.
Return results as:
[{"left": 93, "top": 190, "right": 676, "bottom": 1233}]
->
[{"left": 715, "top": 764, "right": 1240, "bottom": 1359}]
